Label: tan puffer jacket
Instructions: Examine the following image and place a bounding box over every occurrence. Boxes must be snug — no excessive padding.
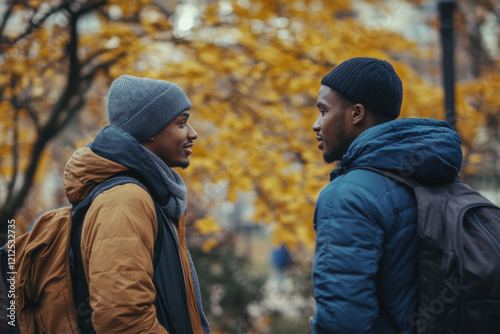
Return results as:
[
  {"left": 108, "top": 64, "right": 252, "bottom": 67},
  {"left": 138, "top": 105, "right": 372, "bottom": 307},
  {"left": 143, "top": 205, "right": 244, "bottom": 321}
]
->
[{"left": 64, "top": 147, "right": 204, "bottom": 334}]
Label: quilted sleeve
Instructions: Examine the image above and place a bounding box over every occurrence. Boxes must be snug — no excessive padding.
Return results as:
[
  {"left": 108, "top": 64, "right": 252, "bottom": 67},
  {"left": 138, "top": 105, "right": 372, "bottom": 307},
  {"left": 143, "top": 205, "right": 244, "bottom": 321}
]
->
[
  {"left": 81, "top": 183, "right": 169, "bottom": 334},
  {"left": 311, "top": 179, "right": 385, "bottom": 334}
]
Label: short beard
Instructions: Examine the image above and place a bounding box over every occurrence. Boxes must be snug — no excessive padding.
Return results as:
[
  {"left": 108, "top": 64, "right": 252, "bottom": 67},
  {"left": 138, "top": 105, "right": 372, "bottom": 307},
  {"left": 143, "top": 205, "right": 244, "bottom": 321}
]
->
[
  {"left": 178, "top": 160, "right": 190, "bottom": 169},
  {"left": 323, "top": 151, "right": 337, "bottom": 163},
  {"left": 165, "top": 158, "right": 190, "bottom": 169},
  {"left": 322, "top": 112, "right": 346, "bottom": 163}
]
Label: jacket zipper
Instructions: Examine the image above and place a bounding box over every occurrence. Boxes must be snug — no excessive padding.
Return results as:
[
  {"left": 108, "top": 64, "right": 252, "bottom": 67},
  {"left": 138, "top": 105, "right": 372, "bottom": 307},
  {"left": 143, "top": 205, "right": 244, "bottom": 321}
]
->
[{"left": 470, "top": 211, "right": 500, "bottom": 256}]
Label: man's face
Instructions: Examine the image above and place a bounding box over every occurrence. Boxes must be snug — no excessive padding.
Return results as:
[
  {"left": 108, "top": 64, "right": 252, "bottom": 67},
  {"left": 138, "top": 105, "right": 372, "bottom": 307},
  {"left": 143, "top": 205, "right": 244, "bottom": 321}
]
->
[
  {"left": 147, "top": 110, "right": 198, "bottom": 168},
  {"left": 313, "top": 86, "right": 353, "bottom": 163}
]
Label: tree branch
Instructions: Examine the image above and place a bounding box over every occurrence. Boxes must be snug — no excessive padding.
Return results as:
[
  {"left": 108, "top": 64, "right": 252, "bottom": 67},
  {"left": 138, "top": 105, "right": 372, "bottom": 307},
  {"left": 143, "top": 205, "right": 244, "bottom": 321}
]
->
[
  {"left": 152, "top": 0, "right": 175, "bottom": 18},
  {"left": 18, "top": 103, "right": 40, "bottom": 130},
  {"left": 0, "top": 1, "right": 15, "bottom": 41},
  {"left": 0, "top": 1, "right": 110, "bottom": 245},
  {"left": 5, "top": 107, "right": 19, "bottom": 205},
  {"left": 81, "top": 52, "right": 126, "bottom": 83},
  {"left": 81, "top": 48, "right": 110, "bottom": 68},
  {"left": 73, "top": 0, "right": 107, "bottom": 20},
  {"left": 1, "top": 0, "right": 107, "bottom": 53},
  {"left": 3, "top": 1, "right": 71, "bottom": 49},
  {"left": 59, "top": 52, "right": 126, "bottom": 130}
]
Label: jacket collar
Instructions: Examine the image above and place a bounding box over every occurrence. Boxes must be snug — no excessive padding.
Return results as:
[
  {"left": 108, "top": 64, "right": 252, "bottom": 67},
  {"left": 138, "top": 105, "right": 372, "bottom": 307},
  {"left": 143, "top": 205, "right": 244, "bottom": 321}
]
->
[{"left": 64, "top": 126, "right": 175, "bottom": 206}]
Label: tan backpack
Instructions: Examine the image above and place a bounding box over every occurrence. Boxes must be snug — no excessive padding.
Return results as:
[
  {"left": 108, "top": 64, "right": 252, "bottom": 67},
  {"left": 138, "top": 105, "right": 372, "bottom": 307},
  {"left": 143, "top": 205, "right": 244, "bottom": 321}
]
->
[{"left": 0, "top": 207, "right": 79, "bottom": 333}]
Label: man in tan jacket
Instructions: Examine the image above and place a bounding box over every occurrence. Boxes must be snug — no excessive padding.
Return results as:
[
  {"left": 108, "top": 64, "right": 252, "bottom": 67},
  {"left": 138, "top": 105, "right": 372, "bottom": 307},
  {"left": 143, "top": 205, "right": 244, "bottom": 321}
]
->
[{"left": 64, "top": 75, "right": 210, "bottom": 333}]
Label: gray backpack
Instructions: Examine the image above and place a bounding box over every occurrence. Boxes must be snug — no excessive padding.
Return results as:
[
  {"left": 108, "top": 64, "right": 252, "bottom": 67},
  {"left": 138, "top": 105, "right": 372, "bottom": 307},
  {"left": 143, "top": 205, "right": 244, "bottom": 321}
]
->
[{"left": 351, "top": 166, "right": 500, "bottom": 334}]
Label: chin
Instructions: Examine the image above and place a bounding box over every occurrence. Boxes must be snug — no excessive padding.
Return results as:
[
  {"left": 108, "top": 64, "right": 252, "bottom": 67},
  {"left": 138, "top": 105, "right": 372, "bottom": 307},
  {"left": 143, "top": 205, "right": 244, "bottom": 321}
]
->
[
  {"left": 177, "top": 160, "right": 190, "bottom": 169},
  {"left": 165, "top": 158, "right": 190, "bottom": 169},
  {"left": 323, "top": 152, "right": 340, "bottom": 163}
]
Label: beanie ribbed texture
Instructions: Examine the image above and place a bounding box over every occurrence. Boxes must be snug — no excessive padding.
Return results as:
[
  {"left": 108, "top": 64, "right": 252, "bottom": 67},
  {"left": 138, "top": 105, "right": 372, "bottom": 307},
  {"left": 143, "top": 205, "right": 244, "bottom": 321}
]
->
[
  {"left": 107, "top": 75, "right": 192, "bottom": 142},
  {"left": 321, "top": 57, "right": 403, "bottom": 119}
]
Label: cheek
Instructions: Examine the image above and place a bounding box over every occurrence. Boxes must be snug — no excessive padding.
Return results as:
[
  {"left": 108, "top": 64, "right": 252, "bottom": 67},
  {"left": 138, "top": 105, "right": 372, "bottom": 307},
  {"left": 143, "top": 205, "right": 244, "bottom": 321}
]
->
[
  {"left": 322, "top": 117, "right": 341, "bottom": 146},
  {"left": 322, "top": 116, "right": 334, "bottom": 135}
]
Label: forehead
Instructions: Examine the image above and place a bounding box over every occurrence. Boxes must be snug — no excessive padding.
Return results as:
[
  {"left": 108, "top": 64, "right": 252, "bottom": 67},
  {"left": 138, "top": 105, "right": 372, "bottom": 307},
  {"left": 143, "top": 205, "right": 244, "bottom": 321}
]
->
[{"left": 317, "top": 85, "right": 341, "bottom": 105}]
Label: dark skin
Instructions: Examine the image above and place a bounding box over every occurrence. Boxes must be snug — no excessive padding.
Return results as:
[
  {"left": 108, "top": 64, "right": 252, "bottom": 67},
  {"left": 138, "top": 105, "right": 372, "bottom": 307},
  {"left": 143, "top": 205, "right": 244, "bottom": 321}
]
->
[
  {"left": 141, "top": 111, "right": 198, "bottom": 169},
  {"left": 313, "top": 86, "right": 377, "bottom": 163},
  {"left": 310, "top": 86, "right": 379, "bottom": 327}
]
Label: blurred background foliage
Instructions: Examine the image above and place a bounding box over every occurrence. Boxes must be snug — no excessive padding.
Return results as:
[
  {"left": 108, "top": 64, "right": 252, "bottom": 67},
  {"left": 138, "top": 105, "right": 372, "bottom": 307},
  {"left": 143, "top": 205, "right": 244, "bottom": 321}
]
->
[{"left": 0, "top": 0, "right": 499, "bottom": 332}]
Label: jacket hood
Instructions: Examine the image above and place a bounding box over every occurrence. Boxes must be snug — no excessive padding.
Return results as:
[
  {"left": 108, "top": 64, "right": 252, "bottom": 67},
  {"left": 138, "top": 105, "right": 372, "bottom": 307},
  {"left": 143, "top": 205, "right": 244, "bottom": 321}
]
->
[
  {"left": 334, "top": 118, "right": 463, "bottom": 185},
  {"left": 64, "top": 126, "right": 171, "bottom": 205}
]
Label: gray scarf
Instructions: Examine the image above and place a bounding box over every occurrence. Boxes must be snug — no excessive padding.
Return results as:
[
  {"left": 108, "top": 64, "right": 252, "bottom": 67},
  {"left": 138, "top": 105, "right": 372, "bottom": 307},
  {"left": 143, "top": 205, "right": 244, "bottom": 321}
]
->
[
  {"left": 140, "top": 146, "right": 187, "bottom": 218},
  {"left": 140, "top": 146, "right": 211, "bottom": 333}
]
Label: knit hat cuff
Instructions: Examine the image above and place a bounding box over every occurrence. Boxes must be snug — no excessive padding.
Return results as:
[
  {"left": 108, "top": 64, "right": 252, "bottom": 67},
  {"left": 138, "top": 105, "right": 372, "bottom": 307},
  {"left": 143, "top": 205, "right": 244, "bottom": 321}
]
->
[{"left": 119, "top": 84, "right": 192, "bottom": 142}]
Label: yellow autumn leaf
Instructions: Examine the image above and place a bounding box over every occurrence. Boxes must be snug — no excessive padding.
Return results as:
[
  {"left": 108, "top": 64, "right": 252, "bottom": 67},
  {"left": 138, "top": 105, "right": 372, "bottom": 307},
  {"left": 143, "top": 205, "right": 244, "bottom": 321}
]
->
[
  {"left": 195, "top": 216, "right": 221, "bottom": 235},
  {"left": 202, "top": 238, "right": 218, "bottom": 253},
  {"left": 2, "top": 0, "right": 497, "bottom": 250}
]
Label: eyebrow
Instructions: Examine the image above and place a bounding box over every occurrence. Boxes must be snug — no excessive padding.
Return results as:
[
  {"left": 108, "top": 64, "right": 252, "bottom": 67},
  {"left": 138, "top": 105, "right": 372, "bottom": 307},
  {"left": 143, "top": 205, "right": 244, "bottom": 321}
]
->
[{"left": 180, "top": 111, "right": 190, "bottom": 118}]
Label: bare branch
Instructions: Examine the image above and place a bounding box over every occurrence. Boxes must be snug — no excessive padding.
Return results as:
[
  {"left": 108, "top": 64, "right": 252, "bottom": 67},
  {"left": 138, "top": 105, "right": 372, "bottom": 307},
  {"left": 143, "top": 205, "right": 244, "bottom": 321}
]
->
[
  {"left": 5, "top": 107, "right": 19, "bottom": 203},
  {"left": 3, "top": 1, "right": 71, "bottom": 49},
  {"left": 0, "top": 1, "right": 111, "bottom": 243},
  {"left": 73, "top": 0, "right": 107, "bottom": 19},
  {"left": 57, "top": 96, "right": 85, "bottom": 130},
  {"left": 0, "top": 1, "right": 15, "bottom": 41},
  {"left": 152, "top": 0, "right": 175, "bottom": 18},
  {"left": 20, "top": 104, "right": 40, "bottom": 129},
  {"left": 60, "top": 52, "right": 126, "bottom": 129},
  {"left": 81, "top": 52, "right": 126, "bottom": 83},
  {"left": 81, "top": 48, "right": 110, "bottom": 67}
]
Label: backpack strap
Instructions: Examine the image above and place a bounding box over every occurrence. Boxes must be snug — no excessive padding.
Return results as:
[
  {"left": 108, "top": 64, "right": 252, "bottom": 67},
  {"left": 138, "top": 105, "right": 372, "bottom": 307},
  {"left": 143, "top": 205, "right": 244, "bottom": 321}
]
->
[
  {"left": 347, "top": 166, "right": 420, "bottom": 189},
  {"left": 69, "top": 174, "right": 162, "bottom": 333}
]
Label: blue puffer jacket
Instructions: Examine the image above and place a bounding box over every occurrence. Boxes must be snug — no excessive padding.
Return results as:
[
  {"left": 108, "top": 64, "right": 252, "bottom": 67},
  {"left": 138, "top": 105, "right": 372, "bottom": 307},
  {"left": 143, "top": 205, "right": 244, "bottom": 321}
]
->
[{"left": 311, "top": 118, "right": 463, "bottom": 334}]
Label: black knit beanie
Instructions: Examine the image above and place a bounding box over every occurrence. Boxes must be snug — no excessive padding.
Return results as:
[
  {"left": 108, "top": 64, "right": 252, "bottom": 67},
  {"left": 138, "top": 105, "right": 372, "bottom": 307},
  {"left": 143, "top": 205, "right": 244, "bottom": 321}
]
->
[{"left": 321, "top": 57, "right": 403, "bottom": 119}]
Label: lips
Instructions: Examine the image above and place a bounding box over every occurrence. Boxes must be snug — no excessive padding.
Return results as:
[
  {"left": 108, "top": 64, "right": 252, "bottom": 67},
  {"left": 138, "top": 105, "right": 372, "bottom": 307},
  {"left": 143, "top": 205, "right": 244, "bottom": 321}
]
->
[
  {"left": 183, "top": 142, "right": 194, "bottom": 155},
  {"left": 316, "top": 136, "right": 323, "bottom": 150}
]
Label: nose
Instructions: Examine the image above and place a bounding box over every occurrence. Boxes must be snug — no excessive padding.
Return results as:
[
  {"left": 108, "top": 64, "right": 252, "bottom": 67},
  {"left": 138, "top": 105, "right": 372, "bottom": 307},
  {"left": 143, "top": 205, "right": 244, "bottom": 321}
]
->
[
  {"left": 313, "top": 114, "right": 321, "bottom": 133},
  {"left": 188, "top": 123, "right": 198, "bottom": 141}
]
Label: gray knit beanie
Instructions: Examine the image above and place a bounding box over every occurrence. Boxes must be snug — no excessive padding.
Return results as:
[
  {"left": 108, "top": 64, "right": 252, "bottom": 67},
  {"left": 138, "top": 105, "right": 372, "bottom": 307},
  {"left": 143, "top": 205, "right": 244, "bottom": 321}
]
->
[
  {"left": 321, "top": 57, "right": 403, "bottom": 119},
  {"left": 107, "top": 75, "right": 192, "bottom": 142}
]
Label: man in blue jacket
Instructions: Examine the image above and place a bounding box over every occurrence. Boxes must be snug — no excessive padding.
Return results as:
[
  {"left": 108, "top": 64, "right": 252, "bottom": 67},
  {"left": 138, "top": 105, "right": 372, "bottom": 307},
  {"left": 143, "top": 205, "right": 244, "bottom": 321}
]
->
[{"left": 310, "top": 57, "right": 462, "bottom": 333}]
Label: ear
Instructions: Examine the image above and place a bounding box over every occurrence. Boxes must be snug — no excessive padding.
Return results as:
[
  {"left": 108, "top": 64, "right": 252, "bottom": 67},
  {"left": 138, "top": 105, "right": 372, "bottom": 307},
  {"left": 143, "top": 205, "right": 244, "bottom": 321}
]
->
[{"left": 351, "top": 103, "right": 366, "bottom": 125}]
